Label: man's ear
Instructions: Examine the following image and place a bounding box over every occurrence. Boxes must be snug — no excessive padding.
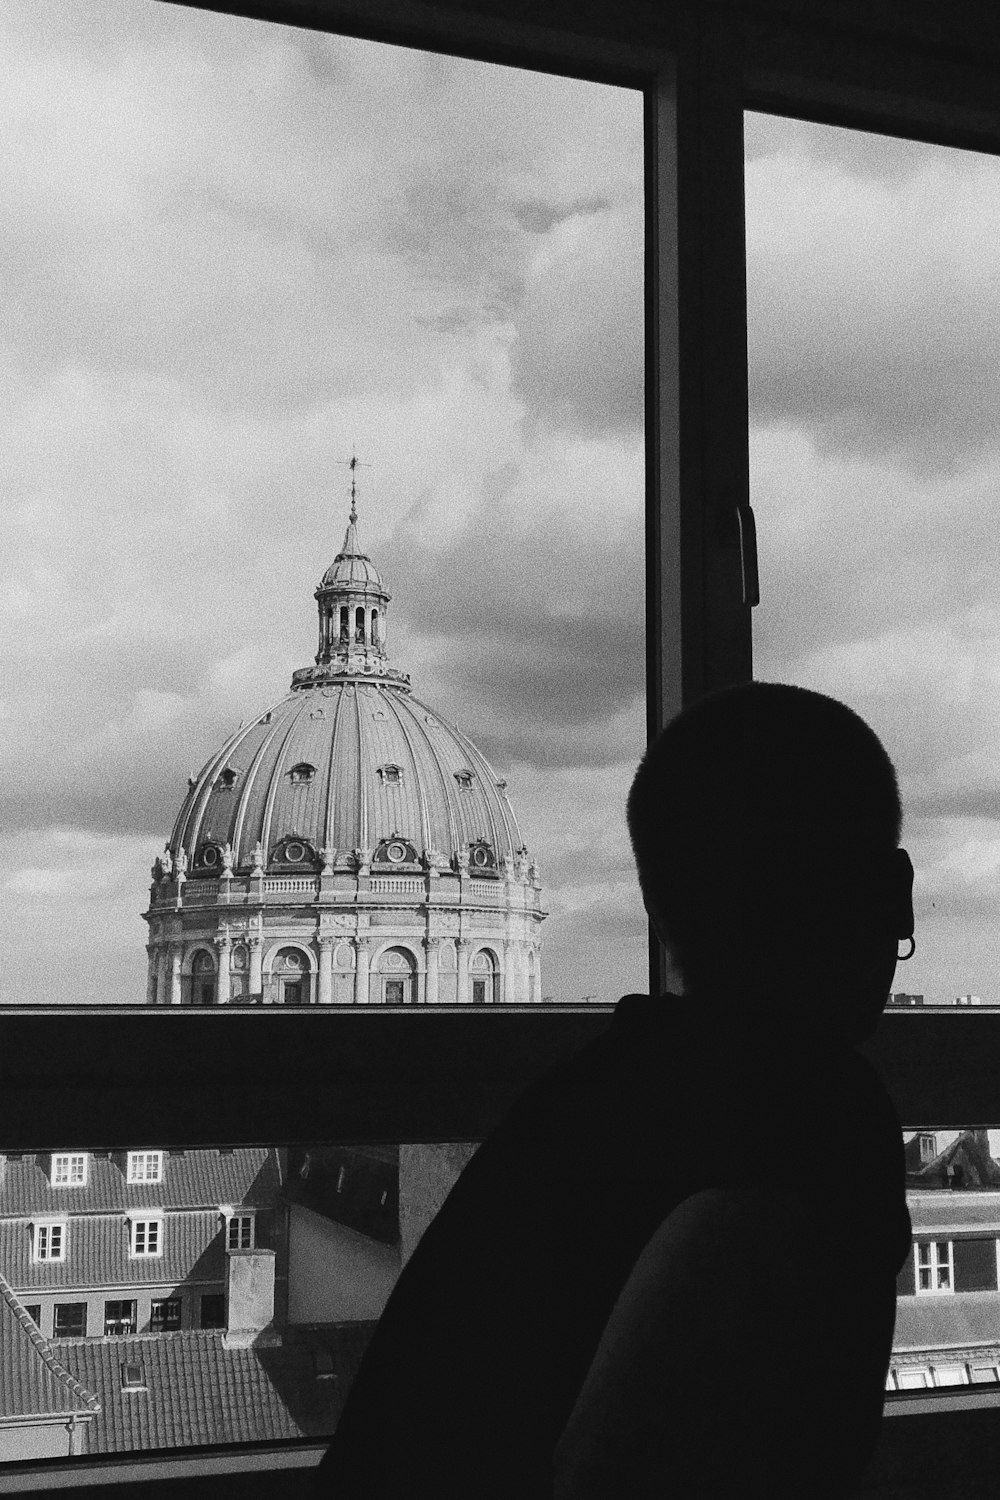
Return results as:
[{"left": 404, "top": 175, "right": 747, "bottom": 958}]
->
[{"left": 892, "top": 847, "right": 915, "bottom": 937}]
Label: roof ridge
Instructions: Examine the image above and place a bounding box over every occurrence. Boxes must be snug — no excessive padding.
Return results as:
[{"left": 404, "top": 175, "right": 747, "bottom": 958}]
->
[{"left": 0, "top": 1268, "right": 101, "bottom": 1413}]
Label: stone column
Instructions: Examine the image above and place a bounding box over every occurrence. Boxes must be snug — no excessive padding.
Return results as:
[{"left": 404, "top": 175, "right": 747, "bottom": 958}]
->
[
  {"left": 502, "top": 941, "right": 516, "bottom": 1005},
  {"left": 249, "top": 937, "right": 263, "bottom": 1001},
  {"left": 424, "top": 937, "right": 440, "bottom": 1005},
  {"left": 355, "top": 938, "right": 372, "bottom": 1005},
  {"left": 156, "top": 946, "right": 169, "bottom": 1007},
  {"left": 169, "top": 945, "right": 183, "bottom": 1006},
  {"left": 215, "top": 933, "right": 231, "bottom": 1005},
  {"left": 317, "top": 937, "right": 334, "bottom": 1005},
  {"left": 456, "top": 938, "right": 470, "bottom": 1006},
  {"left": 145, "top": 947, "right": 158, "bottom": 1006}
]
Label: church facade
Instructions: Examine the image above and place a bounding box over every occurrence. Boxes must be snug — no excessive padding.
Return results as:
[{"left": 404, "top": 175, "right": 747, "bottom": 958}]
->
[{"left": 142, "top": 497, "right": 546, "bottom": 1005}]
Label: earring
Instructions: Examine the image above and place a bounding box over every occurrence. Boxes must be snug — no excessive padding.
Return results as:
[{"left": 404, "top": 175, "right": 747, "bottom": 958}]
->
[{"left": 897, "top": 936, "right": 915, "bottom": 961}]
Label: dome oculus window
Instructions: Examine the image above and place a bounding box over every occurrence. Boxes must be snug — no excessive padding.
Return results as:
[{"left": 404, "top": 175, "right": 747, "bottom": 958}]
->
[
  {"left": 288, "top": 763, "right": 316, "bottom": 785},
  {"left": 469, "top": 841, "right": 497, "bottom": 872},
  {"left": 374, "top": 837, "right": 418, "bottom": 866},
  {"left": 197, "top": 843, "right": 222, "bottom": 870}
]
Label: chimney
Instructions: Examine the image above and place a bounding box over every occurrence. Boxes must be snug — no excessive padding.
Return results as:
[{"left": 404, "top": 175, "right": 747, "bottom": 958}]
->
[{"left": 223, "top": 1248, "right": 276, "bottom": 1348}]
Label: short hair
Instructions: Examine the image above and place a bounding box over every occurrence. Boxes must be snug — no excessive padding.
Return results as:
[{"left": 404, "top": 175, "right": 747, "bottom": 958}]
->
[{"left": 626, "top": 682, "right": 902, "bottom": 985}]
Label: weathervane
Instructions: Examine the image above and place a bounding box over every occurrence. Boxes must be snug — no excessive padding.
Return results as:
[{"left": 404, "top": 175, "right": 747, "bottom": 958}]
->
[{"left": 337, "top": 449, "right": 372, "bottom": 524}]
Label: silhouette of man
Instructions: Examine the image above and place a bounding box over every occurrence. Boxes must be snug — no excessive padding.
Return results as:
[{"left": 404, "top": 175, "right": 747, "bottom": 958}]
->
[{"left": 317, "top": 682, "right": 913, "bottom": 1499}]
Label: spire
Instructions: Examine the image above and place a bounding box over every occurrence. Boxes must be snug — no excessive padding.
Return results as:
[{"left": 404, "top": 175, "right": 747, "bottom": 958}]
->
[
  {"left": 290, "top": 453, "right": 410, "bottom": 694},
  {"left": 337, "top": 450, "right": 370, "bottom": 555}
]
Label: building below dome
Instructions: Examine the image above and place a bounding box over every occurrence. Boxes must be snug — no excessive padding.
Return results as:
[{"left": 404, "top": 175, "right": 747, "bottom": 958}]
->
[{"left": 143, "top": 489, "right": 546, "bottom": 1005}]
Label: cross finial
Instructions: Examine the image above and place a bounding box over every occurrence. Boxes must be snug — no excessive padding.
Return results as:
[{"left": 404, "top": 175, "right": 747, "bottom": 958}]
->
[{"left": 337, "top": 449, "right": 372, "bottom": 524}]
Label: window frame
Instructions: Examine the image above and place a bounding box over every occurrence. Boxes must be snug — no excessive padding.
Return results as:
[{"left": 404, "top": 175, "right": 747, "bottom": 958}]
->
[
  {"left": 227, "top": 1212, "right": 255, "bottom": 1251},
  {"left": 33, "top": 1219, "right": 67, "bottom": 1263},
  {"left": 916, "top": 1240, "right": 955, "bottom": 1296},
  {"left": 52, "top": 1302, "right": 87, "bottom": 1339},
  {"left": 130, "top": 1216, "right": 163, "bottom": 1259},
  {"left": 51, "top": 1151, "right": 87, "bottom": 1188},
  {"left": 1, "top": 0, "right": 1000, "bottom": 1492},
  {"left": 127, "top": 1150, "right": 164, "bottom": 1184}
]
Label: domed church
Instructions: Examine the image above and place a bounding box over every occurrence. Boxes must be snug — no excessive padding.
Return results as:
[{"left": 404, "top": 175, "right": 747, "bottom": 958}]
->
[{"left": 143, "top": 492, "right": 545, "bottom": 1006}]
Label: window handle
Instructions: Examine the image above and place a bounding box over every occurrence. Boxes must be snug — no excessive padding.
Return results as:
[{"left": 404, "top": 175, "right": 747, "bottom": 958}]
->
[{"left": 735, "top": 501, "right": 760, "bottom": 608}]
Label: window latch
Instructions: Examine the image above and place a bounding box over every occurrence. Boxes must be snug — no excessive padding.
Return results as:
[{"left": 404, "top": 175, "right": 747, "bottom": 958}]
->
[{"left": 735, "top": 501, "right": 760, "bottom": 608}]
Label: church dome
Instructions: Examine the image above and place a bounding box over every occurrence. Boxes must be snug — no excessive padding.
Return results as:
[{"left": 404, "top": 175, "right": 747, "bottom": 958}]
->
[{"left": 144, "top": 473, "right": 544, "bottom": 1008}]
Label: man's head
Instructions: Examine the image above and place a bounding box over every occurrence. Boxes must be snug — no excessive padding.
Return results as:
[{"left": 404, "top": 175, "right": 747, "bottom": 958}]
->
[{"left": 627, "top": 682, "right": 913, "bottom": 1038}]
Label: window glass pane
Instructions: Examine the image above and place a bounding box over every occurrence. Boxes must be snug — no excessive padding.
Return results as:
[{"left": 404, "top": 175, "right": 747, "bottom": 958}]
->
[
  {"left": 747, "top": 112, "right": 1000, "bottom": 1008},
  {"left": 891, "top": 1126, "right": 1000, "bottom": 1393},
  {"left": 0, "top": 1139, "right": 471, "bottom": 1461},
  {"left": 0, "top": 0, "right": 646, "bottom": 1014}
]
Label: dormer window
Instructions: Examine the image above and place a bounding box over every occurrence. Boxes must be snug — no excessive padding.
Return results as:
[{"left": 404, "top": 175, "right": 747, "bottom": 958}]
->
[
  {"left": 454, "top": 771, "right": 474, "bottom": 791},
  {"left": 121, "top": 1362, "right": 146, "bottom": 1392},
  {"left": 52, "top": 1153, "right": 87, "bottom": 1188},
  {"left": 374, "top": 836, "right": 418, "bottom": 866},
  {"left": 288, "top": 763, "right": 316, "bottom": 785},
  {"left": 34, "top": 1222, "right": 66, "bottom": 1261},
  {"left": 469, "top": 842, "right": 496, "bottom": 872},
  {"left": 127, "top": 1151, "right": 163, "bottom": 1184},
  {"left": 216, "top": 768, "right": 238, "bottom": 790},
  {"left": 919, "top": 1133, "right": 937, "bottom": 1162},
  {"left": 378, "top": 764, "right": 402, "bottom": 785}
]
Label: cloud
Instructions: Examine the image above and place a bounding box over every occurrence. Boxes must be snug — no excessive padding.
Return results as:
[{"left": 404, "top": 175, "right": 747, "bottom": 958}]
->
[{"left": 746, "top": 124, "right": 1000, "bottom": 472}]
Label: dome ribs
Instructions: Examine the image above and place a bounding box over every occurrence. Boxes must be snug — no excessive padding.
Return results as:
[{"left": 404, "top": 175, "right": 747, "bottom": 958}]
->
[
  {"left": 230, "top": 700, "right": 292, "bottom": 870},
  {"left": 258, "top": 700, "right": 313, "bottom": 871},
  {"left": 353, "top": 683, "right": 369, "bottom": 856},
  {"left": 321, "top": 686, "right": 349, "bottom": 860},
  {"left": 397, "top": 693, "right": 460, "bottom": 864},
  {"left": 380, "top": 689, "right": 432, "bottom": 859}
]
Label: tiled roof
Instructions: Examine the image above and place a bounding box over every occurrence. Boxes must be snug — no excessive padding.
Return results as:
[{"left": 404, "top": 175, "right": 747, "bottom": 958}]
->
[
  {"left": 894, "top": 1291, "right": 1000, "bottom": 1352},
  {"left": 1, "top": 1208, "right": 276, "bottom": 1293},
  {"left": 905, "top": 1130, "right": 1000, "bottom": 1189},
  {"left": 0, "top": 1149, "right": 280, "bottom": 1218},
  {"left": 908, "top": 1194, "right": 1000, "bottom": 1234},
  {"left": 0, "top": 1271, "right": 99, "bottom": 1419},
  {"left": 51, "top": 1329, "right": 369, "bottom": 1453}
]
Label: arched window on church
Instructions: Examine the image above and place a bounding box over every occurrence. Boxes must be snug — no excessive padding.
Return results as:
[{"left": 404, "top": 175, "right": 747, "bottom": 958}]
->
[
  {"left": 355, "top": 606, "right": 365, "bottom": 643},
  {"left": 377, "top": 946, "right": 416, "bottom": 1005},
  {"left": 371, "top": 608, "right": 379, "bottom": 646},
  {"left": 274, "top": 947, "right": 309, "bottom": 1006},
  {"left": 339, "top": 606, "right": 349, "bottom": 644},
  {"left": 471, "top": 948, "right": 498, "bottom": 1005},
  {"left": 191, "top": 949, "right": 216, "bottom": 1007}
]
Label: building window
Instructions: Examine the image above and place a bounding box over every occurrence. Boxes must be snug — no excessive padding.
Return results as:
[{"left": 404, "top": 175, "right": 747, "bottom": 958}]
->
[
  {"left": 121, "top": 1362, "right": 146, "bottom": 1391},
  {"left": 896, "top": 1367, "right": 933, "bottom": 1390},
  {"left": 454, "top": 771, "right": 474, "bottom": 790},
  {"left": 916, "top": 1241, "right": 954, "bottom": 1294},
  {"left": 23, "top": 1304, "right": 41, "bottom": 1328},
  {"left": 105, "top": 1299, "right": 138, "bottom": 1336},
  {"left": 150, "top": 1297, "right": 182, "bottom": 1332},
  {"left": 378, "top": 764, "right": 402, "bottom": 785},
  {"left": 127, "top": 1151, "right": 164, "bottom": 1184},
  {"left": 131, "top": 1218, "right": 162, "bottom": 1257},
  {"left": 216, "top": 768, "right": 237, "bottom": 789},
  {"left": 200, "top": 1293, "right": 225, "bottom": 1330},
  {"left": 288, "top": 762, "right": 316, "bottom": 785},
  {"left": 35, "top": 1222, "right": 66, "bottom": 1261},
  {"left": 227, "top": 1214, "right": 254, "bottom": 1250},
  {"left": 52, "top": 1152, "right": 87, "bottom": 1187},
  {"left": 919, "top": 1133, "right": 937, "bottom": 1162},
  {"left": 53, "top": 1303, "right": 86, "bottom": 1338},
  {"left": 970, "top": 1364, "right": 1000, "bottom": 1384}
]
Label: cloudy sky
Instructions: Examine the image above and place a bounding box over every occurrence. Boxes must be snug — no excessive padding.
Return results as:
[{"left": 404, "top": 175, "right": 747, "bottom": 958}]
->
[
  {"left": 3, "top": 3, "right": 998, "bottom": 1017},
  {"left": 0, "top": 0, "right": 646, "bottom": 1005},
  {"left": 747, "top": 113, "right": 1000, "bottom": 1009}
]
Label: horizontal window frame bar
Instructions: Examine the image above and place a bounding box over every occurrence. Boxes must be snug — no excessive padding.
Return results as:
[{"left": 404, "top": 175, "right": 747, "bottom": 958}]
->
[{"left": 0, "top": 1008, "right": 996, "bottom": 1150}]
